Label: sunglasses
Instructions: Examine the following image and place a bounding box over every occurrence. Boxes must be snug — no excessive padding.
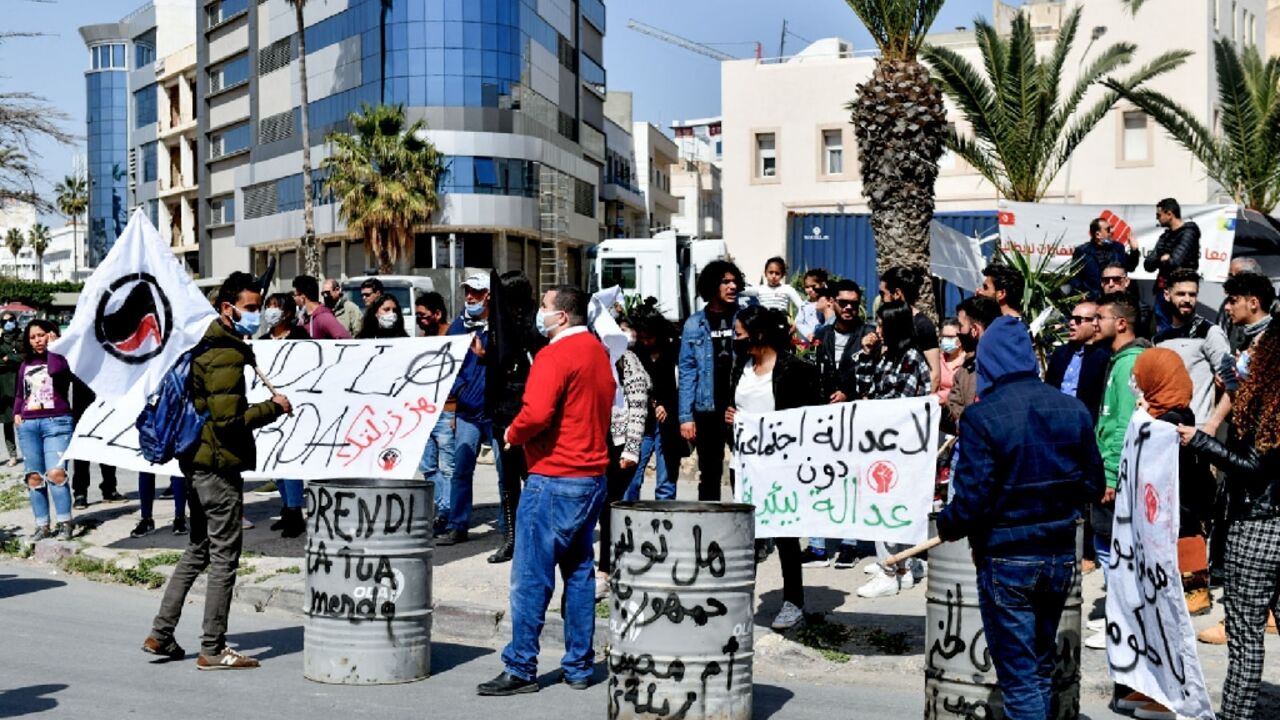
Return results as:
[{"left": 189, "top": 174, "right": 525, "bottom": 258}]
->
[
  {"left": 835, "top": 299, "right": 860, "bottom": 308},
  {"left": 360, "top": 291, "right": 375, "bottom": 297},
  {"left": 1069, "top": 315, "right": 1097, "bottom": 324},
  {"left": 1101, "top": 276, "right": 1125, "bottom": 284}
]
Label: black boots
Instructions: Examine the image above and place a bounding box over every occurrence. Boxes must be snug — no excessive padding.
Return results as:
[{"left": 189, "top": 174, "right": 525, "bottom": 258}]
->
[
  {"left": 487, "top": 479, "right": 521, "bottom": 564},
  {"left": 270, "top": 507, "right": 305, "bottom": 538}
]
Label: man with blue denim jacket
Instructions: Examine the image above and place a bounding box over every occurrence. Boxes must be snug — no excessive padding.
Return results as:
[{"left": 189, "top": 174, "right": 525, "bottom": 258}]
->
[
  {"left": 936, "top": 316, "right": 1106, "bottom": 719},
  {"left": 678, "top": 260, "right": 746, "bottom": 501}
]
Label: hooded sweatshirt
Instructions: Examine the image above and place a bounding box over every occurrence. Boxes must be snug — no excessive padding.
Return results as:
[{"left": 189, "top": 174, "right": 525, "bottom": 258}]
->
[
  {"left": 936, "top": 316, "right": 1104, "bottom": 556},
  {"left": 1096, "top": 337, "right": 1152, "bottom": 488}
]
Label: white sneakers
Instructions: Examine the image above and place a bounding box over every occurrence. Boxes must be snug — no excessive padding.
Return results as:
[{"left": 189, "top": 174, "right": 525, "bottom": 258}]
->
[
  {"left": 1084, "top": 630, "right": 1108, "bottom": 649},
  {"left": 857, "top": 569, "right": 905, "bottom": 598},
  {"left": 1087, "top": 617, "right": 1106, "bottom": 632},
  {"left": 770, "top": 601, "right": 805, "bottom": 631}
]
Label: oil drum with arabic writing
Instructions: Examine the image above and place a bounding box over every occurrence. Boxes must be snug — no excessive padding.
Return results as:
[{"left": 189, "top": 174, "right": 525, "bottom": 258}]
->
[
  {"left": 924, "top": 518, "right": 1082, "bottom": 718},
  {"left": 302, "top": 478, "right": 433, "bottom": 684},
  {"left": 607, "top": 501, "right": 756, "bottom": 720}
]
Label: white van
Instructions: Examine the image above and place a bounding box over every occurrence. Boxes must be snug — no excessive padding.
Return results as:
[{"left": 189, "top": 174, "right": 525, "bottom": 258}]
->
[{"left": 342, "top": 275, "right": 436, "bottom": 330}]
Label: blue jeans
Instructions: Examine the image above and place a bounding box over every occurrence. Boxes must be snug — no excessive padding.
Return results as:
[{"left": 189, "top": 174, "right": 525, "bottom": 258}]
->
[
  {"left": 501, "top": 474, "right": 606, "bottom": 683},
  {"left": 420, "top": 409, "right": 456, "bottom": 519},
  {"left": 139, "top": 473, "right": 187, "bottom": 520},
  {"left": 624, "top": 427, "right": 678, "bottom": 501},
  {"left": 278, "top": 479, "right": 304, "bottom": 509},
  {"left": 19, "top": 415, "right": 74, "bottom": 525},
  {"left": 976, "top": 553, "right": 1077, "bottom": 720},
  {"left": 447, "top": 415, "right": 497, "bottom": 532}
]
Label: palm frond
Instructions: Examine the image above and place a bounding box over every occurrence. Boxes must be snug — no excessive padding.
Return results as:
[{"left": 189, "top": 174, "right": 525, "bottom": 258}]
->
[{"left": 844, "top": 0, "right": 946, "bottom": 59}]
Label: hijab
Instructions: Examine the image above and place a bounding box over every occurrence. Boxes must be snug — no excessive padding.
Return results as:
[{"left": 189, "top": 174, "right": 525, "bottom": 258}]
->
[{"left": 1132, "top": 347, "right": 1192, "bottom": 417}]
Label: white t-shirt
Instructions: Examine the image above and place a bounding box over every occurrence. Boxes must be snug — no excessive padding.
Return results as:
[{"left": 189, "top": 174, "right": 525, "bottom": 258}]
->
[
  {"left": 735, "top": 360, "right": 776, "bottom": 413},
  {"left": 742, "top": 283, "right": 804, "bottom": 315}
]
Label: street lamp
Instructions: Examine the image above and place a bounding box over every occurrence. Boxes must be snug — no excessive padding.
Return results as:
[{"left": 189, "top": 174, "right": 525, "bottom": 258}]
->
[{"left": 1062, "top": 25, "right": 1108, "bottom": 204}]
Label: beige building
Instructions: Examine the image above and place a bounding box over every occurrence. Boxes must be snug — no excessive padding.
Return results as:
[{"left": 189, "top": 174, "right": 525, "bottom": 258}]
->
[
  {"left": 671, "top": 159, "right": 722, "bottom": 238},
  {"left": 155, "top": 43, "right": 199, "bottom": 270},
  {"left": 634, "top": 122, "right": 679, "bottom": 233},
  {"left": 722, "top": 0, "right": 1266, "bottom": 281}
]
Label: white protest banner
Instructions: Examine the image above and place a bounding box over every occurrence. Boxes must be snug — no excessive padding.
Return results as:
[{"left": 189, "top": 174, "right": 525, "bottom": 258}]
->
[
  {"left": 998, "top": 201, "right": 1237, "bottom": 282},
  {"left": 64, "top": 336, "right": 469, "bottom": 480},
  {"left": 732, "top": 397, "right": 938, "bottom": 544},
  {"left": 1106, "top": 410, "right": 1214, "bottom": 720},
  {"left": 50, "top": 208, "right": 217, "bottom": 401}
]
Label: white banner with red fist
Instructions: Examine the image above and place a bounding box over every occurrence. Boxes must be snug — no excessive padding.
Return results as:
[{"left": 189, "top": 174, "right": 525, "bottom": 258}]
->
[
  {"left": 732, "top": 397, "right": 939, "bottom": 544},
  {"left": 997, "top": 201, "right": 1238, "bottom": 283}
]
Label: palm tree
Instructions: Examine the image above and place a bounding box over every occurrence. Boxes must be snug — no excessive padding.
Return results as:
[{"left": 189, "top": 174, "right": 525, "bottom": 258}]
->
[
  {"left": 54, "top": 172, "right": 87, "bottom": 278},
  {"left": 843, "top": 0, "right": 949, "bottom": 319},
  {"left": 922, "top": 8, "right": 1188, "bottom": 203},
  {"left": 4, "top": 227, "right": 23, "bottom": 277},
  {"left": 286, "top": 0, "right": 320, "bottom": 276},
  {"left": 323, "top": 103, "right": 445, "bottom": 274},
  {"left": 26, "top": 222, "right": 49, "bottom": 281},
  {"left": 1103, "top": 39, "right": 1280, "bottom": 213}
]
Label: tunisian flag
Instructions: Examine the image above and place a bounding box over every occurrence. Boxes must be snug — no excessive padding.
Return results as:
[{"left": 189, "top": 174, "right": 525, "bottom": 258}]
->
[{"left": 49, "top": 208, "right": 216, "bottom": 401}]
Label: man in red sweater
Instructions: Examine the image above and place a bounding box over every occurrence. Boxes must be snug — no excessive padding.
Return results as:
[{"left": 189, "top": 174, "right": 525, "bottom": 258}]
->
[{"left": 477, "top": 285, "right": 615, "bottom": 696}]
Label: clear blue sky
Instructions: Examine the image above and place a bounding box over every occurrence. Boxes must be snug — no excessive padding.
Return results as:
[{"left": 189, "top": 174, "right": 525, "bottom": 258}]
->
[{"left": 3, "top": 0, "right": 999, "bottom": 220}]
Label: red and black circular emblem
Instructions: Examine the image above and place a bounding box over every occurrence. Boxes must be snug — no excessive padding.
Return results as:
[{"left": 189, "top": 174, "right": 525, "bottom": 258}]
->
[{"left": 93, "top": 272, "right": 173, "bottom": 364}]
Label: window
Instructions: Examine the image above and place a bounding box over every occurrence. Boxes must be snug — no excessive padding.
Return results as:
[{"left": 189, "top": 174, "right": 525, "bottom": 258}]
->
[
  {"left": 91, "top": 43, "right": 126, "bottom": 70},
  {"left": 258, "top": 109, "right": 296, "bottom": 145},
  {"left": 474, "top": 158, "right": 497, "bottom": 187},
  {"left": 209, "top": 195, "right": 235, "bottom": 225},
  {"left": 209, "top": 122, "right": 250, "bottom": 159},
  {"left": 574, "top": 178, "right": 596, "bottom": 217},
  {"left": 1121, "top": 111, "right": 1150, "bottom": 163},
  {"left": 141, "top": 142, "right": 157, "bottom": 183},
  {"left": 822, "top": 129, "right": 843, "bottom": 175},
  {"left": 756, "top": 132, "right": 776, "bottom": 178},
  {"left": 208, "top": 54, "right": 250, "bottom": 93},
  {"left": 134, "top": 85, "right": 157, "bottom": 128},
  {"left": 206, "top": 0, "right": 249, "bottom": 29},
  {"left": 135, "top": 42, "right": 155, "bottom": 68},
  {"left": 601, "top": 258, "right": 637, "bottom": 290},
  {"left": 258, "top": 35, "right": 296, "bottom": 76}
]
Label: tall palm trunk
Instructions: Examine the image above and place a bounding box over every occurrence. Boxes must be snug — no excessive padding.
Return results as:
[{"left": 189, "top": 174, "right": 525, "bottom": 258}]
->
[
  {"left": 295, "top": 1, "right": 320, "bottom": 276},
  {"left": 849, "top": 58, "right": 947, "bottom": 319}
]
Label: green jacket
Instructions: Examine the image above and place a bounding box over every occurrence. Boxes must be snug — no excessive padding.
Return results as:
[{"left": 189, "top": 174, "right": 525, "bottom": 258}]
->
[
  {"left": 1095, "top": 338, "right": 1152, "bottom": 488},
  {"left": 182, "top": 319, "right": 283, "bottom": 474}
]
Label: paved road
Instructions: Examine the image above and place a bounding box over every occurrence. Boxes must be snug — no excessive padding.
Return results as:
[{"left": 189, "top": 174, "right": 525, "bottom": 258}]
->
[{"left": 0, "top": 561, "right": 1148, "bottom": 719}]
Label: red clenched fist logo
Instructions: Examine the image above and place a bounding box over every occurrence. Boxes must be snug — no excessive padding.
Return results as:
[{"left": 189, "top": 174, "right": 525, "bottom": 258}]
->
[
  {"left": 867, "top": 461, "right": 898, "bottom": 494},
  {"left": 1143, "top": 483, "right": 1159, "bottom": 524},
  {"left": 1100, "top": 210, "right": 1133, "bottom": 246}
]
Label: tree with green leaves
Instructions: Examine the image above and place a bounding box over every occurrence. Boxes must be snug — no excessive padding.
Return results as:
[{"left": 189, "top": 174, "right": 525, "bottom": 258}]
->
[
  {"left": 4, "top": 227, "right": 24, "bottom": 276},
  {"left": 26, "top": 222, "right": 49, "bottom": 281},
  {"left": 921, "top": 7, "right": 1188, "bottom": 202},
  {"left": 286, "top": 0, "right": 320, "bottom": 276},
  {"left": 1103, "top": 39, "right": 1280, "bottom": 213},
  {"left": 54, "top": 172, "right": 87, "bottom": 278},
  {"left": 843, "top": 0, "right": 949, "bottom": 319},
  {"left": 323, "top": 103, "right": 445, "bottom": 275}
]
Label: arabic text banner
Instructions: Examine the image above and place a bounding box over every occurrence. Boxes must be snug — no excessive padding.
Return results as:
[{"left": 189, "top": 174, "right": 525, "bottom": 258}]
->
[
  {"left": 1105, "top": 411, "right": 1214, "bottom": 720},
  {"left": 732, "top": 397, "right": 939, "bottom": 544},
  {"left": 998, "top": 201, "right": 1237, "bottom": 282},
  {"left": 63, "top": 336, "right": 469, "bottom": 480}
]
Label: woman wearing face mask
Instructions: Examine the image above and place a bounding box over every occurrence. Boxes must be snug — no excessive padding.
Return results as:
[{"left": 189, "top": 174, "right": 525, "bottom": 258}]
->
[
  {"left": 254, "top": 293, "right": 308, "bottom": 537},
  {"left": 0, "top": 313, "right": 23, "bottom": 466},
  {"left": 356, "top": 295, "right": 409, "bottom": 339},
  {"left": 936, "top": 318, "right": 964, "bottom": 407},
  {"left": 15, "top": 319, "right": 76, "bottom": 541},
  {"left": 723, "top": 306, "right": 822, "bottom": 631}
]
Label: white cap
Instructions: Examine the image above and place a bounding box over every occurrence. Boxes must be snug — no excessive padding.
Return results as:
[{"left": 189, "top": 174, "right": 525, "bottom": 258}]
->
[{"left": 462, "top": 272, "right": 490, "bottom": 291}]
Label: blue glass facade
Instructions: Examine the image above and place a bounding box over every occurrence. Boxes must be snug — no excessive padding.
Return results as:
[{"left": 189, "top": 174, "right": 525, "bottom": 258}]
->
[
  {"left": 135, "top": 84, "right": 157, "bottom": 128},
  {"left": 86, "top": 64, "right": 129, "bottom": 266}
]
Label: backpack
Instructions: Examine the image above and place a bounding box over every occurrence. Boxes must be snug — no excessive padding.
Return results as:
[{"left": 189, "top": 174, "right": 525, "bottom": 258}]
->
[{"left": 135, "top": 343, "right": 209, "bottom": 465}]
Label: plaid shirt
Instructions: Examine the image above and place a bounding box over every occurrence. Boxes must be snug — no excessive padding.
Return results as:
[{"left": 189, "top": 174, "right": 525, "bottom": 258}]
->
[{"left": 851, "top": 347, "right": 931, "bottom": 400}]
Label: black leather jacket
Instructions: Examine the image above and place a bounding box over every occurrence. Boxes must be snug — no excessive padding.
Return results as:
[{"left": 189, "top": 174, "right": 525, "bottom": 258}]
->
[
  {"left": 1187, "top": 429, "right": 1280, "bottom": 521},
  {"left": 1144, "top": 221, "right": 1201, "bottom": 280}
]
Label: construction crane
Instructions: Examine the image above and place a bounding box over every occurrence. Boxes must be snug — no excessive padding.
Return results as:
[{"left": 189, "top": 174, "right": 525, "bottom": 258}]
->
[{"left": 627, "top": 19, "right": 758, "bottom": 61}]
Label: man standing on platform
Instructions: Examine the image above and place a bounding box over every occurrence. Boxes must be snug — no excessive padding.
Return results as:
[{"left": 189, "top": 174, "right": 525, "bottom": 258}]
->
[
  {"left": 477, "top": 285, "right": 615, "bottom": 696},
  {"left": 936, "top": 316, "right": 1105, "bottom": 719}
]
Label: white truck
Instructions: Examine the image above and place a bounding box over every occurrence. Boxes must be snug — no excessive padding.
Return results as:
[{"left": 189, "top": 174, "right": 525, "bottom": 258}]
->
[{"left": 592, "top": 231, "right": 729, "bottom": 321}]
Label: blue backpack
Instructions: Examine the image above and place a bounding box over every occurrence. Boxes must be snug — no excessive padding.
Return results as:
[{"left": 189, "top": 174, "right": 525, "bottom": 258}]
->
[{"left": 135, "top": 343, "right": 210, "bottom": 465}]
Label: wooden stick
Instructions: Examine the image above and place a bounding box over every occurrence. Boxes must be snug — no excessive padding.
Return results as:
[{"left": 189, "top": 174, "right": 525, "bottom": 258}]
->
[
  {"left": 253, "top": 365, "right": 291, "bottom": 416},
  {"left": 883, "top": 537, "right": 943, "bottom": 567}
]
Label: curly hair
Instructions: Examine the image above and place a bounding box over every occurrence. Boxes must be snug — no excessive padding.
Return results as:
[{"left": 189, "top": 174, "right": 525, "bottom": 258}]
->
[{"left": 1233, "top": 327, "right": 1280, "bottom": 451}]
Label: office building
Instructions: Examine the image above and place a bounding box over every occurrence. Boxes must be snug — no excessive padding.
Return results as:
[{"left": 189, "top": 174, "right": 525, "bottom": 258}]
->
[{"left": 633, "top": 121, "right": 677, "bottom": 234}]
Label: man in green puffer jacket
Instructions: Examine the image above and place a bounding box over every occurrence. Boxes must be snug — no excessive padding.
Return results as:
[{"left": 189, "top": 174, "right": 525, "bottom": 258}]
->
[{"left": 144, "top": 271, "right": 291, "bottom": 670}]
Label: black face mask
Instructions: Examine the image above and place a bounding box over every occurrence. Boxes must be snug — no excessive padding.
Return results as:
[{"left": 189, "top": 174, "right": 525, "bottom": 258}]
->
[
  {"left": 732, "top": 338, "right": 753, "bottom": 356},
  {"left": 323, "top": 293, "right": 340, "bottom": 310},
  {"left": 959, "top": 330, "right": 978, "bottom": 353}
]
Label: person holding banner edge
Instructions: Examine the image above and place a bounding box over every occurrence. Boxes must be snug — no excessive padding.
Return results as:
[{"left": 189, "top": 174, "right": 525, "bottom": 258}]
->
[
  {"left": 724, "top": 305, "right": 822, "bottom": 630},
  {"left": 936, "top": 315, "right": 1106, "bottom": 720}
]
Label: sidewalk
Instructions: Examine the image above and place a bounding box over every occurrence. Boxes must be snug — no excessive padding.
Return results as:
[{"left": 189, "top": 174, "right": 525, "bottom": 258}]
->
[{"left": 1, "top": 460, "right": 1277, "bottom": 708}]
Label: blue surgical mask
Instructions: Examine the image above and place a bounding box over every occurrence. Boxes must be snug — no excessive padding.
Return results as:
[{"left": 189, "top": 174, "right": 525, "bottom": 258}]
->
[
  {"left": 940, "top": 338, "right": 959, "bottom": 354},
  {"left": 262, "top": 307, "right": 283, "bottom": 329},
  {"left": 464, "top": 301, "right": 485, "bottom": 318},
  {"left": 1236, "top": 351, "right": 1251, "bottom": 382},
  {"left": 2, "top": 321, "right": 14, "bottom": 332},
  {"left": 535, "top": 309, "right": 562, "bottom": 337},
  {"left": 233, "top": 308, "right": 261, "bottom": 337}
]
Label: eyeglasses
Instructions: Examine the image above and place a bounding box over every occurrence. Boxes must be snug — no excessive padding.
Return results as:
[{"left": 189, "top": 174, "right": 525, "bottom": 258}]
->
[
  {"left": 1069, "top": 315, "right": 1097, "bottom": 324},
  {"left": 835, "top": 299, "right": 859, "bottom": 308},
  {"left": 1101, "top": 276, "right": 1125, "bottom": 284},
  {"left": 360, "top": 291, "right": 375, "bottom": 298}
]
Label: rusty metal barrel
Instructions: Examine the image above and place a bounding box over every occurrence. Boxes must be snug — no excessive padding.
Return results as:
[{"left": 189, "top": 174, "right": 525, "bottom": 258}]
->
[
  {"left": 607, "top": 501, "right": 756, "bottom": 720},
  {"left": 302, "top": 478, "right": 433, "bottom": 684},
  {"left": 924, "top": 519, "right": 1083, "bottom": 718}
]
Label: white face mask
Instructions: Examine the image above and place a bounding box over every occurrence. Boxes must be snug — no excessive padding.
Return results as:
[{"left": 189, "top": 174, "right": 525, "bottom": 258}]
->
[
  {"left": 377, "top": 312, "right": 398, "bottom": 329},
  {"left": 262, "top": 307, "right": 284, "bottom": 329}
]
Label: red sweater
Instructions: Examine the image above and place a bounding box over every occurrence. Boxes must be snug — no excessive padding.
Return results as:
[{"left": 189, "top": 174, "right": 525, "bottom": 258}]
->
[{"left": 506, "top": 329, "right": 615, "bottom": 477}]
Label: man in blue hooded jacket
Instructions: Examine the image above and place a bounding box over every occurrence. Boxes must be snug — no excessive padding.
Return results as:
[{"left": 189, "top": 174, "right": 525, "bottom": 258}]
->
[{"left": 936, "top": 316, "right": 1106, "bottom": 719}]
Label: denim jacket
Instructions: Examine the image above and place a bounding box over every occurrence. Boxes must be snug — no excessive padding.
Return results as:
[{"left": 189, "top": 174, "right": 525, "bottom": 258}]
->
[{"left": 677, "top": 308, "right": 737, "bottom": 424}]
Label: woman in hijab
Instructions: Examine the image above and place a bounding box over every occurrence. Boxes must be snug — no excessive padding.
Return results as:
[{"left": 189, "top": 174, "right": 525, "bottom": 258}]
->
[{"left": 1117, "top": 348, "right": 1214, "bottom": 718}]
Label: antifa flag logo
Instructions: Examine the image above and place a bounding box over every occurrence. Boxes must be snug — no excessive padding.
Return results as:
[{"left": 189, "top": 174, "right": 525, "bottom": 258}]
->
[{"left": 93, "top": 273, "right": 174, "bottom": 364}]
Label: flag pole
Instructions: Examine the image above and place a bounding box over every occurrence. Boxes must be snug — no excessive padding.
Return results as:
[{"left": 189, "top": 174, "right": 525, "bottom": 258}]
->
[{"left": 252, "top": 365, "right": 292, "bottom": 416}]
